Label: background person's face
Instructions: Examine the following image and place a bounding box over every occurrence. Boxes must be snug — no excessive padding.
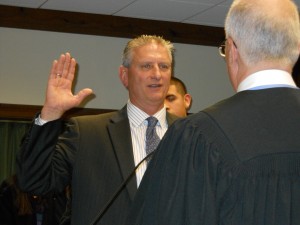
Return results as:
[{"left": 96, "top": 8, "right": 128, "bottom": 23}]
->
[{"left": 165, "top": 84, "right": 188, "bottom": 117}]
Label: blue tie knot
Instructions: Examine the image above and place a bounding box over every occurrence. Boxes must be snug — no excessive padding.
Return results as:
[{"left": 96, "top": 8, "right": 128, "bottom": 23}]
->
[{"left": 147, "top": 116, "right": 158, "bottom": 128}]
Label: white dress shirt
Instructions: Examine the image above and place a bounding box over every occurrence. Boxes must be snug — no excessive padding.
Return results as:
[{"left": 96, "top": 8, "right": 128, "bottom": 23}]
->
[{"left": 127, "top": 100, "right": 168, "bottom": 187}]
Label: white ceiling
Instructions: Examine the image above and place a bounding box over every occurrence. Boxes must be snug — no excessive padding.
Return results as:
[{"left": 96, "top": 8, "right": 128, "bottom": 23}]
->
[{"left": 1, "top": 0, "right": 300, "bottom": 28}]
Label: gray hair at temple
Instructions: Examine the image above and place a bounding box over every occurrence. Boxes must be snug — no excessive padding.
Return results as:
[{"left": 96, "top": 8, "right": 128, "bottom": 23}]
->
[
  {"left": 225, "top": 0, "right": 300, "bottom": 68},
  {"left": 122, "top": 35, "right": 175, "bottom": 68}
]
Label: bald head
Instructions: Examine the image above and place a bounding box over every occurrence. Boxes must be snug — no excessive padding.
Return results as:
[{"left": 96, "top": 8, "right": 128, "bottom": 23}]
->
[
  {"left": 231, "top": 0, "right": 298, "bottom": 17},
  {"left": 253, "top": 0, "right": 297, "bottom": 16},
  {"left": 225, "top": 0, "right": 300, "bottom": 68}
]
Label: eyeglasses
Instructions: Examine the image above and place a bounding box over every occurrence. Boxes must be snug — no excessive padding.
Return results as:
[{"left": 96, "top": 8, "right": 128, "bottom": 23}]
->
[
  {"left": 218, "top": 39, "right": 238, "bottom": 58},
  {"left": 218, "top": 40, "right": 226, "bottom": 58}
]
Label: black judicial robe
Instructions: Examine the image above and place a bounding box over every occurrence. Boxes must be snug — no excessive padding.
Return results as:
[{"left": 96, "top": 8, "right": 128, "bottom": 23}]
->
[{"left": 126, "top": 88, "right": 300, "bottom": 225}]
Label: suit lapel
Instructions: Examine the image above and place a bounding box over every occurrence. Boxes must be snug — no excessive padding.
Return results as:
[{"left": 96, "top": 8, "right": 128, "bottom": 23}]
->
[
  {"left": 107, "top": 108, "right": 179, "bottom": 201},
  {"left": 107, "top": 107, "right": 137, "bottom": 201}
]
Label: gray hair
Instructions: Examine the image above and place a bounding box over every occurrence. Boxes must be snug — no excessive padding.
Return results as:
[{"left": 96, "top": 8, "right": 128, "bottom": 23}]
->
[
  {"left": 225, "top": 0, "right": 300, "bottom": 67},
  {"left": 122, "top": 35, "right": 174, "bottom": 68}
]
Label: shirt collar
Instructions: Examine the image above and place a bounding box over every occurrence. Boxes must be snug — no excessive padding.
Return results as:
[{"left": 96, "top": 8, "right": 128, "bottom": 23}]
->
[
  {"left": 237, "top": 69, "right": 297, "bottom": 92},
  {"left": 127, "top": 100, "right": 167, "bottom": 128}
]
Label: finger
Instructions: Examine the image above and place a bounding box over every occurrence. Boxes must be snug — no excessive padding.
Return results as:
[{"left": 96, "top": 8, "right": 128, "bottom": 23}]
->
[
  {"left": 74, "top": 88, "right": 94, "bottom": 104},
  {"left": 56, "top": 53, "right": 66, "bottom": 76},
  {"left": 66, "top": 58, "right": 77, "bottom": 82},
  {"left": 62, "top": 52, "right": 71, "bottom": 78},
  {"left": 49, "top": 60, "right": 58, "bottom": 80}
]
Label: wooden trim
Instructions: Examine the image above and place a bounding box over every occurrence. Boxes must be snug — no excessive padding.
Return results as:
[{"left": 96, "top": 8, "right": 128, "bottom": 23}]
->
[
  {"left": 0, "top": 5, "right": 225, "bottom": 46},
  {"left": 0, "top": 103, "right": 116, "bottom": 121}
]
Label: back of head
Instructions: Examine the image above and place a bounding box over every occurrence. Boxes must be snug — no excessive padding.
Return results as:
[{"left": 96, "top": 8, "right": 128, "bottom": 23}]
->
[
  {"left": 225, "top": 0, "right": 300, "bottom": 68},
  {"left": 122, "top": 35, "right": 174, "bottom": 68}
]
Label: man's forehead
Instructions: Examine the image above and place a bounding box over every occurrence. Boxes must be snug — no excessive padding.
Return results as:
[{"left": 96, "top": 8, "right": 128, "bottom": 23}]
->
[
  {"left": 132, "top": 44, "right": 171, "bottom": 60},
  {"left": 167, "top": 85, "right": 180, "bottom": 95}
]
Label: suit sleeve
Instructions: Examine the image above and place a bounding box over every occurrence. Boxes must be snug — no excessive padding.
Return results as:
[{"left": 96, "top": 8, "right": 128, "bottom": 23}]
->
[{"left": 16, "top": 117, "right": 78, "bottom": 195}]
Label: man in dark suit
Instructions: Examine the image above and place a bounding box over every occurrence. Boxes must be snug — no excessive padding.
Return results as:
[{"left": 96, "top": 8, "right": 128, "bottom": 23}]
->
[
  {"left": 16, "top": 35, "right": 178, "bottom": 225},
  {"left": 125, "top": 0, "right": 300, "bottom": 225}
]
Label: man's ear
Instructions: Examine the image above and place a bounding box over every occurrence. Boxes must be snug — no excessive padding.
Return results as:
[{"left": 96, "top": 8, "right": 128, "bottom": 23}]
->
[
  {"left": 184, "top": 94, "right": 192, "bottom": 111},
  {"left": 119, "top": 66, "right": 128, "bottom": 88},
  {"left": 226, "top": 37, "right": 240, "bottom": 91},
  {"left": 227, "top": 38, "right": 238, "bottom": 64}
]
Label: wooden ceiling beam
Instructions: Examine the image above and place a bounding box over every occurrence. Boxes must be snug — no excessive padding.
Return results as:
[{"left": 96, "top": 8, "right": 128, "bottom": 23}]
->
[
  {"left": 0, "top": 103, "right": 115, "bottom": 120},
  {"left": 0, "top": 5, "right": 225, "bottom": 46}
]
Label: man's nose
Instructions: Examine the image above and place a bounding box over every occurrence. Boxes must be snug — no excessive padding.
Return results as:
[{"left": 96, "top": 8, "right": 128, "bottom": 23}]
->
[{"left": 151, "top": 64, "right": 162, "bottom": 79}]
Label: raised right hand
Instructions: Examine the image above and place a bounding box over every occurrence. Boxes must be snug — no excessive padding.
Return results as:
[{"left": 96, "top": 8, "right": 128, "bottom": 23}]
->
[{"left": 41, "top": 52, "right": 93, "bottom": 121}]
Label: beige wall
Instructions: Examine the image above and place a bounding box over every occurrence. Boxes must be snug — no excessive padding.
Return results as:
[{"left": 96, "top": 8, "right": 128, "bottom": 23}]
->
[{"left": 0, "top": 27, "right": 234, "bottom": 113}]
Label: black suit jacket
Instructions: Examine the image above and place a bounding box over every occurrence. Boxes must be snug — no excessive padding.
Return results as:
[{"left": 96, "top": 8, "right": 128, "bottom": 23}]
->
[{"left": 16, "top": 105, "right": 178, "bottom": 225}]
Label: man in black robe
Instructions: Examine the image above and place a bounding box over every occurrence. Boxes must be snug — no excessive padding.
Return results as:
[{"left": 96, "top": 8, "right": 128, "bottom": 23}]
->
[{"left": 126, "top": 0, "right": 300, "bottom": 224}]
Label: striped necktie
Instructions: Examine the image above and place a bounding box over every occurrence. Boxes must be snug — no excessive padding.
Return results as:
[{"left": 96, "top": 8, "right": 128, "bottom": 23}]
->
[{"left": 145, "top": 116, "right": 160, "bottom": 162}]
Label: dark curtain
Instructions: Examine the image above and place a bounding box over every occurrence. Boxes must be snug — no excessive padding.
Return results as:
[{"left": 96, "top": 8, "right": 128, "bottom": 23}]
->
[{"left": 0, "top": 120, "right": 31, "bottom": 183}]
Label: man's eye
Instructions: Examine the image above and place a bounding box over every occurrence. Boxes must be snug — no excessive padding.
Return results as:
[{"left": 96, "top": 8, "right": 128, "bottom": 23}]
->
[
  {"left": 159, "top": 64, "right": 170, "bottom": 70},
  {"left": 141, "top": 64, "right": 152, "bottom": 69},
  {"left": 166, "top": 95, "right": 176, "bottom": 102}
]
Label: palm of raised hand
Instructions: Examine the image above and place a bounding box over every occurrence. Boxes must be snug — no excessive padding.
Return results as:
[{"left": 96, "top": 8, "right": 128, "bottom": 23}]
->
[{"left": 41, "top": 53, "right": 93, "bottom": 121}]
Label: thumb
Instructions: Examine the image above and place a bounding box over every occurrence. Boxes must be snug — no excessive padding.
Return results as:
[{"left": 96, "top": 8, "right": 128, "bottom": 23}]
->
[{"left": 75, "top": 88, "right": 94, "bottom": 103}]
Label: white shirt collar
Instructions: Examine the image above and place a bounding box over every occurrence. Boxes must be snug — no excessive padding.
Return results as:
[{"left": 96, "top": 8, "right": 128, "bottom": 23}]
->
[
  {"left": 237, "top": 69, "right": 296, "bottom": 92},
  {"left": 127, "top": 100, "right": 167, "bottom": 128}
]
